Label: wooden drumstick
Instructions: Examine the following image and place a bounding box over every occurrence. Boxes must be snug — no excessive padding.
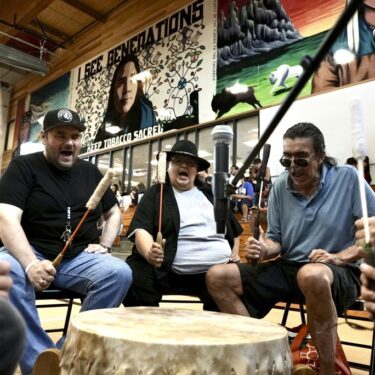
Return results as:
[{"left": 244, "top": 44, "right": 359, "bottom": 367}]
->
[
  {"left": 351, "top": 97, "right": 375, "bottom": 289},
  {"left": 250, "top": 144, "right": 271, "bottom": 265},
  {"left": 52, "top": 169, "right": 116, "bottom": 268},
  {"left": 250, "top": 208, "right": 261, "bottom": 265},
  {"left": 156, "top": 152, "right": 167, "bottom": 267}
]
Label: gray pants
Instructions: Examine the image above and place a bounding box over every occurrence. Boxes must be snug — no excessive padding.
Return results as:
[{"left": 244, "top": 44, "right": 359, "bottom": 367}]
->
[{"left": 0, "top": 297, "right": 26, "bottom": 375}]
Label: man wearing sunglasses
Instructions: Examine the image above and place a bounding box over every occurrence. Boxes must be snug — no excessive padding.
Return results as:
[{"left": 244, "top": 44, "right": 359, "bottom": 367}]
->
[{"left": 207, "top": 122, "right": 375, "bottom": 375}]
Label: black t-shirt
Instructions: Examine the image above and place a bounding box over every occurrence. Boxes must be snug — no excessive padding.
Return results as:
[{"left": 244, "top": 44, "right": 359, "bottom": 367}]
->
[{"left": 0, "top": 152, "right": 117, "bottom": 260}]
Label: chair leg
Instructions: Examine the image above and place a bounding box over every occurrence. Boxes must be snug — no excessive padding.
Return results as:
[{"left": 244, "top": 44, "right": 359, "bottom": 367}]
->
[
  {"left": 370, "top": 325, "right": 375, "bottom": 375},
  {"left": 63, "top": 298, "right": 74, "bottom": 336},
  {"left": 299, "top": 303, "right": 306, "bottom": 325},
  {"left": 281, "top": 302, "right": 291, "bottom": 326}
]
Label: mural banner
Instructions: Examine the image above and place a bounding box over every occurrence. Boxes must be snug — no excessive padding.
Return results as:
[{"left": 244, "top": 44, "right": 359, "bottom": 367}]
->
[
  {"left": 70, "top": 0, "right": 216, "bottom": 154},
  {"left": 215, "top": 0, "right": 352, "bottom": 119}
]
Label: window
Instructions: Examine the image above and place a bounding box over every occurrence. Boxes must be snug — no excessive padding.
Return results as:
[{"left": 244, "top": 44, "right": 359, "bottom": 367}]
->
[
  {"left": 197, "top": 127, "right": 216, "bottom": 174},
  {"left": 111, "top": 149, "right": 124, "bottom": 193},
  {"left": 4, "top": 120, "right": 15, "bottom": 151},
  {"left": 150, "top": 140, "right": 160, "bottom": 186},
  {"left": 130, "top": 143, "right": 149, "bottom": 193},
  {"left": 96, "top": 153, "right": 110, "bottom": 176},
  {"left": 236, "top": 116, "right": 258, "bottom": 178}
]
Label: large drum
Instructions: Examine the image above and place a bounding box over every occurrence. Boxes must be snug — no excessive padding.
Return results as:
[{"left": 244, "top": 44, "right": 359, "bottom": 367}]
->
[{"left": 60, "top": 307, "right": 292, "bottom": 375}]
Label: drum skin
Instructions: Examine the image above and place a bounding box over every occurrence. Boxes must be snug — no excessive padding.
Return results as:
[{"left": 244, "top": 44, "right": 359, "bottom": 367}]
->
[{"left": 60, "top": 307, "right": 292, "bottom": 375}]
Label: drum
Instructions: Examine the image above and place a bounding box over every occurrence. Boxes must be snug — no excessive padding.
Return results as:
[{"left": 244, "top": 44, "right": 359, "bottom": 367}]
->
[{"left": 60, "top": 307, "right": 292, "bottom": 375}]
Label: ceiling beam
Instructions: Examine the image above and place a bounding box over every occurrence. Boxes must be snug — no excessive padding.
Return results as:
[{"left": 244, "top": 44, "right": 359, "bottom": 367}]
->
[
  {"left": 61, "top": 0, "right": 105, "bottom": 22},
  {"left": 0, "top": 0, "right": 55, "bottom": 26},
  {"left": 0, "top": 0, "right": 56, "bottom": 43},
  {"left": 30, "top": 19, "right": 72, "bottom": 44}
]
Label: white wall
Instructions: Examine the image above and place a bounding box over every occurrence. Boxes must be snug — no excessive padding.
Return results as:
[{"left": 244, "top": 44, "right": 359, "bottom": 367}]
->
[{"left": 259, "top": 80, "right": 375, "bottom": 179}]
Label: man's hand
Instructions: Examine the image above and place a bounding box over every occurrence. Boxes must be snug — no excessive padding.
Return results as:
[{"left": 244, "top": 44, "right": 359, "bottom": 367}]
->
[
  {"left": 360, "top": 263, "right": 375, "bottom": 318},
  {"left": 245, "top": 227, "right": 268, "bottom": 262},
  {"left": 355, "top": 218, "right": 375, "bottom": 259},
  {"left": 0, "top": 260, "right": 12, "bottom": 299},
  {"left": 146, "top": 240, "right": 165, "bottom": 267},
  {"left": 26, "top": 260, "right": 56, "bottom": 291},
  {"left": 308, "top": 249, "right": 345, "bottom": 266},
  {"left": 230, "top": 252, "right": 241, "bottom": 263},
  {"left": 84, "top": 243, "right": 110, "bottom": 254}
]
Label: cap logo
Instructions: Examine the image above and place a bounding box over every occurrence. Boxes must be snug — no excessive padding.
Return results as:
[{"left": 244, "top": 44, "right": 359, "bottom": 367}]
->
[{"left": 57, "top": 109, "right": 73, "bottom": 123}]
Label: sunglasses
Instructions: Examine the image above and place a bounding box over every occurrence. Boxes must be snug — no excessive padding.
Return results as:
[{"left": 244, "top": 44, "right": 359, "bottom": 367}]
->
[
  {"left": 170, "top": 155, "right": 198, "bottom": 167},
  {"left": 279, "top": 155, "right": 315, "bottom": 168}
]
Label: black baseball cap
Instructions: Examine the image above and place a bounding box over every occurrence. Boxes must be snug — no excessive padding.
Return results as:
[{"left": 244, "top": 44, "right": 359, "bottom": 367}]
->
[{"left": 43, "top": 108, "right": 86, "bottom": 132}]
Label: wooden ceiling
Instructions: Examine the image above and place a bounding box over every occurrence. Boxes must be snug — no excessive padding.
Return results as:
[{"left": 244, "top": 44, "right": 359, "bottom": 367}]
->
[{"left": 0, "top": 0, "right": 128, "bottom": 86}]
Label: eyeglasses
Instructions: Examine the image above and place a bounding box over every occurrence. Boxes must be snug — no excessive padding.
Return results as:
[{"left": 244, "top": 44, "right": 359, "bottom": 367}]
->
[{"left": 279, "top": 155, "right": 315, "bottom": 168}]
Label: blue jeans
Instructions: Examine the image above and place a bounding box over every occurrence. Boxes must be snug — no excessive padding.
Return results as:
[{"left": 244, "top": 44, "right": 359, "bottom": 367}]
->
[{"left": 0, "top": 247, "right": 132, "bottom": 375}]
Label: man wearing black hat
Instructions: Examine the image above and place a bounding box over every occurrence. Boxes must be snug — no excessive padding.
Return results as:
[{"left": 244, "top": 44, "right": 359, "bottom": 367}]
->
[
  {"left": 124, "top": 139, "right": 242, "bottom": 309},
  {"left": 0, "top": 108, "right": 132, "bottom": 374}
]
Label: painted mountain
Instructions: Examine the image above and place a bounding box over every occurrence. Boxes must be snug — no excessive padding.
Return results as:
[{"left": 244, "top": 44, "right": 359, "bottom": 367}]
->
[{"left": 217, "top": 0, "right": 301, "bottom": 68}]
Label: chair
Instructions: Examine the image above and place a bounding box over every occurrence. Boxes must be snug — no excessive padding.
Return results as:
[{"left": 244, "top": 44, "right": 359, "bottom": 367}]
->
[
  {"left": 35, "top": 288, "right": 84, "bottom": 336},
  {"left": 161, "top": 287, "right": 203, "bottom": 304}
]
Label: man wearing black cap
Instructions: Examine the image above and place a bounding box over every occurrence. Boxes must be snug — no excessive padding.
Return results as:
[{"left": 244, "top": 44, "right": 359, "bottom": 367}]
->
[
  {"left": 0, "top": 108, "right": 132, "bottom": 374},
  {"left": 124, "top": 139, "right": 242, "bottom": 309}
]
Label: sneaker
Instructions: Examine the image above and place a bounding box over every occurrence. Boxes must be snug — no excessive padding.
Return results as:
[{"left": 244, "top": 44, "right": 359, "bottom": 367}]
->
[{"left": 32, "top": 348, "right": 61, "bottom": 375}]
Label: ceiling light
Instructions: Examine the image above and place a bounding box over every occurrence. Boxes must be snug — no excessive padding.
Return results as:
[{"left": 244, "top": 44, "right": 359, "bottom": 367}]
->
[
  {"left": 20, "top": 142, "right": 44, "bottom": 155},
  {"left": 226, "top": 82, "right": 248, "bottom": 94},
  {"left": 243, "top": 140, "right": 257, "bottom": 147},
  {"left": 131, "top": 70, "right": 152, "bottom": 83},
  {"left": 0, "top": 44, "right": 48, "bottom": 76},
  {"left": 132, "top": 169, "right": 147, "bottom": 176},
  {"left": 198, "top": 150, "right": 211, "bottom": 158},
  {"left": 105, "top": 125, "right": 122, "bottom": 134}
]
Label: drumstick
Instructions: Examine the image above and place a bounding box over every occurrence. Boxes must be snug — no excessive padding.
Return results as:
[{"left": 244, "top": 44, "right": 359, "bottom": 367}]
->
[
  {"left": 250, "top": 144, "right": 271, "bottom": 265},
  {"left": 156, "top": 152, "right": 167, "bottom": 267},
  {"left": 52, "top": 169, "right": 116, "bottom": 268},
  {"left": 351, "top": 97, "right": 374, "bottom": 285}
]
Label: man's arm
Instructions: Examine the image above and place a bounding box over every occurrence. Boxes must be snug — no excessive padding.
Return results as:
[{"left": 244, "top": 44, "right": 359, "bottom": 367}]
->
[
  {"left": 0, "top": 204, "right": 39, "bottom": 268},
  {"left": 355, "top": 217, "right": 375, "bottom": 316},
  {"left": 308, "top": 245, "right": 362, "bottom": 266},
  {"left": 0, "top": 203, "right": 55, "bottom": 290},
  {"left": 85, "top": 203, "right": 122, "bottom": 254},
  {"left": 134, "top": 229, "right": 164, "bottom": 267},
  {"left": 309, "top": 215, "right": 371, "bottom": 265},
  {"left": 230, "top": 236, "right": 241, "bottom": 263}
]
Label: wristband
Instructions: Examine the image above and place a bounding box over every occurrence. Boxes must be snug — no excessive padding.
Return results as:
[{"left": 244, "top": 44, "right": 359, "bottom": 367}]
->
[
  {"left": 100, "top": 244, "right": 112, "bottom": 253},
  {"left": 25, "top": 259, "right": 40, "bottom": 274}
]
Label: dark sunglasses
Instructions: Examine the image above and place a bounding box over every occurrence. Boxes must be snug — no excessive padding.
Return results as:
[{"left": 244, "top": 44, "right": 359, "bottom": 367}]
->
[
  {"left": 170, "top": 155, "right": 198, "bottom": 167},
  {"left": 279, "top": 155, "right": 314, "bottom": 168}
]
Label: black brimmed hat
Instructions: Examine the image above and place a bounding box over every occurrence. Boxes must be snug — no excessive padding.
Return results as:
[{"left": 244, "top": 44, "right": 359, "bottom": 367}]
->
[
  {"left": 43, "top": 108, "right": 86, "bottom": 132},
  {"left": 161, "top": 140, "right": 210, "bottom": 172}
]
